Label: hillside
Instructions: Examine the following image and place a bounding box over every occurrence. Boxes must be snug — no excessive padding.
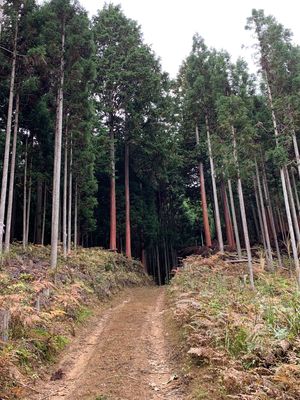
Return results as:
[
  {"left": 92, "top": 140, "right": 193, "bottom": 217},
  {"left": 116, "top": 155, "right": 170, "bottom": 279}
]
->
[
  {"left": 0, "top": 245, "right": 150, "bottom": 399},
  {"left": 168, "top": 255, "right": 300, "bottom": 399}
]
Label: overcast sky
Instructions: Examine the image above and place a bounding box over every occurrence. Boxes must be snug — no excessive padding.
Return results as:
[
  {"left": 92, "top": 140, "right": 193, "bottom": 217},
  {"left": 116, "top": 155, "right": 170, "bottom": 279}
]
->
[{"left": 82, "top": 0, "right": 300, "bottom": 77}]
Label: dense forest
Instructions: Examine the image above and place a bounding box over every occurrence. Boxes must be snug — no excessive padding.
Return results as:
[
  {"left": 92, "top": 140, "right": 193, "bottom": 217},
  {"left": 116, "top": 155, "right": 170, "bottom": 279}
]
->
[{"left": 1, "top": 0, "right": 300, "bottom": 287}]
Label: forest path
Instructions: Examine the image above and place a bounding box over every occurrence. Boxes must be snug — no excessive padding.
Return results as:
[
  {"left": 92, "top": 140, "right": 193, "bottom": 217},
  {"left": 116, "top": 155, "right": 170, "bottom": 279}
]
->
[{"left": 30, "top": 287, "right": 184, "bottom": 400}]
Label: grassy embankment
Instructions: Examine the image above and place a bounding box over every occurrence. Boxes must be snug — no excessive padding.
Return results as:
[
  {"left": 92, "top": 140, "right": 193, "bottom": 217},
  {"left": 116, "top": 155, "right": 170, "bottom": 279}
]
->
[
  {"left": 0, "top": 244, "right": 150, "bottom": 399},
  {"left": 168, "top": 254, "right": 300, "bottom": 399}
]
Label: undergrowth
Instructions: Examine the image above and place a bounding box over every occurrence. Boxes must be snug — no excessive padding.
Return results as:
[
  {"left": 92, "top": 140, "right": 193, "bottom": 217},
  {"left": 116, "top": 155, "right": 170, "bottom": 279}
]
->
[
  {"left": 168, "top": 254, "right": 300, "bottom": 399},
  {"left": 0, "top": 244, "right": 150, "bottom": 399}
]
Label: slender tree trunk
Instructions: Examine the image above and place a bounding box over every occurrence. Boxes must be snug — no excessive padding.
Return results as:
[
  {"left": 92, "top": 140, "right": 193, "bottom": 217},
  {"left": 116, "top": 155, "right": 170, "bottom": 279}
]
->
[
  {"left": 205, "top": 115, "right": 223, "bottom": 252},
  {"left": 0, "top": 17, "right": 18, "bottom": 253},
  {"left": 23, "top": 138, "right": 28, "bottom": 249},
  {"left": 142, "top": 248, "right": 147, "bottom": 273},
  {"left": 74, "top": 182, "right": 78, "bottom": 250},
  {"left": 292, "top": 130, "right": 300, "bottom": 180},
  {"left": 228, "top": 179, "right": 242, "bottom": 258},
  {"left": 41, "top": 184, "right": 47, "bottom": 246},
  {"left": 26, "top": 160, "right": 32, "bottom": 246},
  {"left": 276, "top": 208, "right": 284, "bottom": 241},
  {"left": 67, "top": 135, "right": 72, "bottom": 254},
  {"left": 262, "top": 166, "right": 282, "bottom": 268},
  {"left": 125, "top": 141, "right": 131, "bottom": 259},
  {"left": 35, "top": 177, "right": 43, "bottom": 244},
  {"left": 221, "top": 181, "right": 235, "bottom": 248},
  {"left": 0, "top": 0, "right": 4, "bottom": 37},
  {"left": 163, "top": 238, "right": 169, "bottom": 284},
  {"left": 251, "top": 202, "right": 260, "bottom": 241},
  {"left": 195, "top": 125, "right": 212, "bottom": 246},
  {"left": 50, "top": 21, "right": 65, "bottom": 268},
  {"left": 255, "top": 161, "right": 273, "bottom": 270},
  {"left": 238, "top": 178, "right": 255, "bottom": 288},
  {"left": 232, "top": 126, "right": 254, "bottom": 288},
  {"left": 291, "top": 169, "right": 300, "bottom": 218},
  {"left": 156, "top": 245, "right": 161, "bottom": 286},
  {"left": 265, "top": 79, "right": 300, "bottom": 285},
  {"left": 285, "top": 166, "right": 300, "bottom": 243},
  {"left": 63, "top": 129, "right": 68, "bottom": 258},
  {"left": 109, "top": 114, "right": 117, "bottom": 251},
  {"left": 4, "top": 93, "right": 19, "bottom": 252},
  {"left": 254, "top": 177, "right": 267, "bottom": 251}
]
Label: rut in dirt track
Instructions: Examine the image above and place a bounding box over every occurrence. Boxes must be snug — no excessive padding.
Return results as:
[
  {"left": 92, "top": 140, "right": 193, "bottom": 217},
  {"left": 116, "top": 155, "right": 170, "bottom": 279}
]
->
[{"left": 30, "top": 287, "right": 185, "bottom": 400}]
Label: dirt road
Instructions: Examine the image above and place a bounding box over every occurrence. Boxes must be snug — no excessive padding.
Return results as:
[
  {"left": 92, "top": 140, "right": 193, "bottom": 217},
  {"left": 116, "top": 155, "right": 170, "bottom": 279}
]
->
[{"left": 30, "top": 287, "right": 184, "bottom": 400}]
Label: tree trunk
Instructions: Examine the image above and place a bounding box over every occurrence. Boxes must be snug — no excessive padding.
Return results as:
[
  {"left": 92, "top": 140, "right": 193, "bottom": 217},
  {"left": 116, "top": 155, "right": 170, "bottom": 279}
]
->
[
  {"left": 23, "top": 138, "right": 28, "bottom": 249},
  {"left": 0, "top": 0, "right": 4, "bottom": 36},
  {"left": 125, "top": 141, "right": 131, "bottom": 259},
  {"left": 195, "top": 125, "right": 212, "bottom": 246},
  {"left": 156, "top": 245, "right": 161, "bottom": 286},
  {"left": 205, "top": 115, "right": 223, "bottom": 252},
  {"left": 262, "top": 165, "right": 282, "bottom": 268},
  {"left": 265, "top": 79, "right": 300, "bottom": 285},
  {"left": 63, "top": 128, "right": 68, "bottom": 258},
  {"left": 221, "top": 181, "right": 235, "bottom": 248},
  {"left": 35, "top": 177, "right": 43, "bottom": 244},
  {"left": 0, "top": 17, "right": 18, "bottom": 253},
  {"left": 232, "top": 125, "right": 254, "bottom": 288},
  {"left": 74, "top": 182, "right": 78, "bottom": 250},
  {"left": 41, "top": 184, "right": 47, "bottom": 246},
  {"left": 4, "top": 93, "right": 19, "bottom": 252},
  {"left": 26, "top": 160, "right": 32, "bottom": 246},
  {"left": 251, "top": 203, "right": 260, "bottom": 241},
  {"left": 68, "top": 135, "right": 72, "bottom": 254},
  {"left": 228, "top": 179, "right": 242, "bottom": 258},
  {"left": 109, "top": 114, "right": 117, "bottom": 251},
  {"left": 238, "top": 178, "right": 255, "bottom": 289},
  {"left": 50, "top": 21, "right": 65, "bottom": 268},
  {"left": 285, "top": 166, "right": 300, "bottom": 243},
  {"left": 291, "top": 169, "right": 300, "bottom": 218},
  {"left": 254, "top": 177, "right": 267, "bottom": 252},
  {"left": 255, "top": 161, "right": 273, "bottom": 270},
  {"left": 292, "top": 130, "right": 300, "bottom": 180}
]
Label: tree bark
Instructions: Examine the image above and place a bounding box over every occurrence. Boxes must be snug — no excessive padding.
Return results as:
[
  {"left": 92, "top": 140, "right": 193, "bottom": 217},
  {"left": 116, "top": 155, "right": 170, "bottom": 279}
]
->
[
  {"left": 195, "top": 125, "right": 212, "bottom": 246},
  {"left": 228, "top": 179, "right": 242, "bottom": 258},
  {"left": 4, "top": 93, "right": 19, "bottom": 252},
  {"left": 68, "top": 135, "right": 72, "bottom": 254},
  {"left": 205, "top": 115, "right": 223, "bottom": 252},
  {"left": 254, "top": 177, "right": 267, "bottom": 251},
  {"left": 156, "top": 245, "right": 161, "bottom": 286},
  {"left": 125, "top": 141, "right": 131, "bottom": 259},
  {"left": 262, "top": 165, "right": 282, "bottom": 268},
  {"left": 26, "top": 159, "right": 32, "bottom": 245},
  {"left": 35, "top": 177, "right": 43, "bottom": 244},
  {"left": 63, "top": 127, "right": 68, "bottom": 258},
  {"left": 41, "top": 184, "right": 47, "bottom": 246},
  {"left": 232, "top": 125, "right": 254, "bottom": 288},
  {"left": 285, "top": 166, "right": 300, "bottom": 243},
  {"left": 74, "top": 182, "right": 78, "bottom": 250},
  {"left": 23, "top": 138, "right": 28, "bottom": 249},
  {"left": 109, "top": 114, "right": 117, "bottom": 251},
  {"left": 238, "top": 178, "right": 255, "bottom": 289},
  {"left": 291, "top": 169, "right": 300, "bottom": 218},
  {"left": 0, "top": 17, "right": 18, "bottom": 253},
  {"left": 265, "top": 78, "right": 300, "bottom": 285},
  {"left": 292, "top": 130, "right": 300, "bottom": 180},
  {"left": 255, "top": 161, "right": 273, "bottom": 270},
  {"left": 221, "top": 181, "right": 235, "bottom": 248},
  {"left": 50, "top": 20, "right": 65, "bottom": 268}
]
